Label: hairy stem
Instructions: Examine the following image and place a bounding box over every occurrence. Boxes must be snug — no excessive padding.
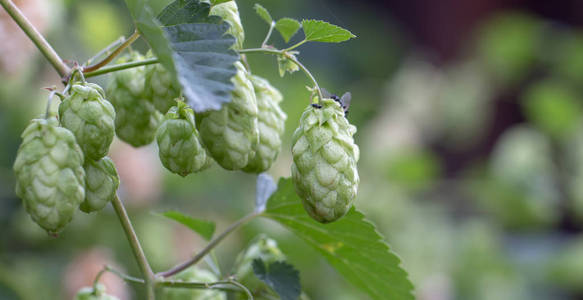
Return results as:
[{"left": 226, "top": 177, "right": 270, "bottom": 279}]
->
[
  {"left": 285, "top": 39, "right": 307, "bottom": 51},
  {"left": 157, "top": 212, "right": 260, "bottom": 278},
  {"left": 261, "top": 21, "right": 276, "bottom": 47},
  {"left": 111, "top": 195, "right": 155, "bottom": 300},
  {"left": 237, "top": 48, "right": 323, "bottom": 101},
  {"left": 84, "top": 58, "right": 159, "bottom": 78},
  {"left": 83, "top": 30, "right": 140, "bottom": 73},
  {"left": 85, "top": 36, "right": 126, "bottom": 66},
  {"left": 0, "top": 0, "right": 70, "bottom": 77}
]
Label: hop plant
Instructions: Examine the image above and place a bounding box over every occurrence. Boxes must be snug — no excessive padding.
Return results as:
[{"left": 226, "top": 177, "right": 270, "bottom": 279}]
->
[
  {"left": 80, "top": 157, "right": 120, "bottom": 213},
  {"left": 74, "top": 284, "right": 120, "bottom": 300},
  {"left": 242, "top": 75, "right": 287, "bottom": 173},
  {"left": 13, "top": 117, "right": 85, "bottom": 234},
  {"left": 161, "top": 267, "right": 226, "bottom": 300},
  {"left": 156, "top": 101, "right": 212, "bottom": 176},
  {"left": 58, "top": 82, "right": 116, "bottom": 160},
  {"left": 291, "top": 98, "right": 360, "bottom": 223},
  {"left": 233, "top": 235, "right": 286, "bottom": 293},
  {"left": 210, "top": 0, "right": 244, "bottom": 50},
  {"left": 107, "top": 52, "right": 161, "bottom": 147},
  {"left": 145, "top": 59, "right": 181, "bottom": 113},
  {"left": 197, "top": 61, "right": 258, "bottom": 170}
]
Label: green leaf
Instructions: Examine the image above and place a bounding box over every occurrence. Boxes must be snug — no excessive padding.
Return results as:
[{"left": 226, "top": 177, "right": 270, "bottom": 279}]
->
[
  {"left": 254, "top": 3, "right": 272, "bottom": 25},
  {"left": 252, "top": 259, "right": 301, "bottom": 300},
  {"left": 301, "top": 19, "right": 356, "bottom": 43},
  {"left": 124, "top": 0, "right": 239, "bottom": 112},
  {"left": 275, "top": 18, "right": 301, "bottom": 43},
  {"left": 157, "top": 210, "right": 216, "bottom": 241},
  {"left": 211, "top": 0, "right": 231, "bottom": 5},
  {"left": 262, "top": 178, "right": 414, "bottom": 300}
]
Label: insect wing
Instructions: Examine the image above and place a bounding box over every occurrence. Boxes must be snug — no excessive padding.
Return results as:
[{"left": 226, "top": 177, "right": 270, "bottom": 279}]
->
[{"left": 340, "top": 92, "right": 352, "bottom": 111}]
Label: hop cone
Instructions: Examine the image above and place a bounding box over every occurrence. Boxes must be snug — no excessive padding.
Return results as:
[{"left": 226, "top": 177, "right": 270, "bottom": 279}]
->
[
  {"left": 80, "top": 157, "right": 119, "bottom": 213},
  {"left": 210, "top": 0, "right": 244, "bottom": 49},
  {"left": 75, "top": 284, "right": 119, "bottom": 300},
  {"left": 233, "top": 235, "right": 286, "bottom": 293},
  {"left": 107, "top": 52, "right": 161, "bottom": 147},
  {"left": 291, "top": 98, "right": 360, "bottom": 223},
  {"left": 161, "top": 267, "right": 226, "bottom": 300},
  {"left": 242, "top": 75, "right": 286, "bottom": 173},
  {"left": 197, "top": 61, "right": 258, "bottom": 170},
  {"left": 59, "top": 82, "right": 115, "bottom": 160},
  {"left": 156, "top": 101, "right": 212, "bottom": 176},
  {"left": 145, "top": 61, "right": 181, "bottom": 113},
  {"left": 13, "top": 117, "right": 85, "bottom": 234}
]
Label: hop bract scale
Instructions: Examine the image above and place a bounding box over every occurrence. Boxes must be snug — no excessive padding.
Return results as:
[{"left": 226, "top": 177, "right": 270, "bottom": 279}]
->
[
  {"left": 13, "top": 117, "right": 85, "bottom": 234},
  {"left": 145, "top": 60, "right": 181, "bottom": 113},
  {"left": 210, "top": 0, "right": 245, "bottom": 50},
  {"left": 291, "top": 98, "right": 360, "bottom": 223},
  {"left": 74, "top": 284, "right": 120, "bottom": 300},
  {"left": 80, "top": 157, "right": 119, "bottom": 213},
  {"left": 197, "top": 61, "right": 259, "bottom": 171},
  {"left": 107, "top": 52, "right": 161, "bottom": 147},
  {"left": 242, "top": 75, "right": 287, "bottom": 173},
  {"left": 161, "top": 267, "right": 226, "bottom": 300},
  {"left": 156, "top": 101, "right": 212, "bottom": 176},
  {"left": 58, "top": 82, "right": 116, "bottom": 160}
]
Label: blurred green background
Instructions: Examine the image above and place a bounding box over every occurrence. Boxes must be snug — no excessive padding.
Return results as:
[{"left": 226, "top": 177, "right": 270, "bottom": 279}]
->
[{"left": 2, "top": 0, "right": 583, "bottom": 299}]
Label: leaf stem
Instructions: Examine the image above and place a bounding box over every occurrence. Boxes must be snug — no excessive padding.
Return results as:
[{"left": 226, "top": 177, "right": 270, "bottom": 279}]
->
[
  {"left": 237, "top": 47, "right": 323, "bottom": 102},
  {"left": 157, "top": 278, "right": 253, "bottom": 298},
  {"left": 0, "top": 0, "right": 70, "bottom": 77},
  {"left": 83, "top": 30, "right": 140, "bottom": 73},
  {"left": 84, "top": 58, "right": 159, "bottom": 78},
  {"left": 110, "top": 195, "right": 155, "bottom": 300},
  {"left": 284, "top": 39, "right": 307, "bottom": 51},
  {"left": 261, "top": 21, "right": 276, "bottom": 47},
  {"left": 157, "top": 212, "right": 260, "bottom": 278},
  {"left": 84, "top": 36, "right": 126, "bottom": 66}
]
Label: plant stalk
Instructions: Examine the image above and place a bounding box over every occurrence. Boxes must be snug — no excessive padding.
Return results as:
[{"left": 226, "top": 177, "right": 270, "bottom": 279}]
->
[
  {"left": 261, "top": 21, "right": 276, "bottom": 47},
  {"left": 157, "top": 212, "right": 259, "bottom": 278},
  {"left": 84, "top": 58, "right": 159, "bottom": 78},
  {"left": 111, "top": 195, "right": 155, "bottom": 300},
  {"left": 83, "top": 30, "right": 140, "bottom": 73},
  {"left": 0, "top": 0, "right": 70, "bottom": 77}
]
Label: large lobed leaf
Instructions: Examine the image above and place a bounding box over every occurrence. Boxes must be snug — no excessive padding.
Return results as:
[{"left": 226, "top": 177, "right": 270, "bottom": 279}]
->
[
  {"left": 262, "top": 178, "right": 414, "bottom": 300},
  {"left": 124, "top": 0, "right": 239, "bottom": 112}
]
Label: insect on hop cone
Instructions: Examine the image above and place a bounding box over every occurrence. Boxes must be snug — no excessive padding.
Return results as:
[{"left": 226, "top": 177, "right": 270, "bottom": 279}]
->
[
  {"left": 58, "top": 82, "right": 115, "bottom": 160},
  {"left": 156, "top": 101, "right": 212, "bottom": 176},
  {"left": 13, "top": 117, "right": 85, "bottom": 234},
  {"left": 210, "top": 0, "right": 245, "bottom": 50},
  {"left": 161, "top": 267, "right": 226, "bottom": 300},
  {"left": 106, "top": 52, "right": 161, "bottom": 147},
  {"left": 80, "top": 157, "right": 119, "bottom": 213},
  {"left": 197, "top": 61, "right": 259, "bottom": 171},
  {"left": 291, "top": 98, "right": 360, "bottom": 223},
  {"left": 242, "top": 75, "right": 287, "bottom": 173}
]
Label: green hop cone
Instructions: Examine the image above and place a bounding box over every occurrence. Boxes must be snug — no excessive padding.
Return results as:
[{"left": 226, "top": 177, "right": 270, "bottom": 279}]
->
[
  {"left": 156, "top": 101, "right": 212, "bottom": 176},
  {"left": 210, "top": 0, "right": 244, "bottom": 50},
  {"left": 59, "top": 82, "right": 115, "bottom": 160},
  {"left": 13, "top": 117, "right": 85, "bottom": 234},
  {"left": 197, "top": 61, "right": 258, "bottom": 170},
  {"left": 161, "top": 267, "right": 226, "bottom": 300},
  {"left": 291, "top": 98, "right": 360, "bottom": 223},
  {"left": 75, "top": 284, "right": 120, "bottom": 300},
  {"left": 145, "top": 59, "right": 181, "bottom": 113},
  {"left": 242, "top": 75, "right": 286, "bottom": 173},
  {"left": 107, "top": 52, "right": 161, "bottom": 147},
  {"left": 80, "top": 157, "right": 119, "bottom": 213},
  {"left": 233, "top": 235, "right": 286, "bottom": 293}
]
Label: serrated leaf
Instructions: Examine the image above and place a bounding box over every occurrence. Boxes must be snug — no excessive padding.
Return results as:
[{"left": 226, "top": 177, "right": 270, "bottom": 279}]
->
[
  {"left": 256, "top": 173, "right": 276, "bottom": 213},
  {"left": 252, "top": 259, "right": 301, "bottom": 300},
  {"left": 254, "top": 3, "right": 272, "bottom": 25},
  {"left": 301, "top": 19, "right": 356, "bottom": 43},
  {"left": 262, "top": 178, "right": 414, "bottom": 300},
  {"left": 157, "top": 210, "right": 215, "bottom": 241},
  {"left": 275, "top": 18, "right": 301, "bottom": 43}
]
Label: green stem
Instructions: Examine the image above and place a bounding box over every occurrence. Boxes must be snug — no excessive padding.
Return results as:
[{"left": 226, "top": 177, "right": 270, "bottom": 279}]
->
[
  {"left": 85, "top": 36, "right": 126, "bottom": 66},
  {"left": 84, "top": 58, "right": 159, "bottom": 78},
  {"left": 0, "top": 0, "right": 70, "bottom": 77},
  {"left": 83, "top": 30, "right": 140, "bottom": 73},
  {"left": 110, "top": 195, "right": 155, "bottom": 300},
  {"left": 237, "top": 48, "right": 323, "bottom": 102},
  {"left": 261, "top": 21, "right": 276, "bottom": 47},
  {"left": 157, "top": 212, "right": 260, "bottom": 278},
  {"left": 285, "top": 39, "right": 307, "bottom": 51},
  {"left": 157, "top": 279, "right": 252, "bottom": 297}
]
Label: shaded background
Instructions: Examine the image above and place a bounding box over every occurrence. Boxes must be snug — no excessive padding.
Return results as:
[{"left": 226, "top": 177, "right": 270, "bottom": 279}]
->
[{"left": 2, "top": 0, "right": 583, "bottom": 299}]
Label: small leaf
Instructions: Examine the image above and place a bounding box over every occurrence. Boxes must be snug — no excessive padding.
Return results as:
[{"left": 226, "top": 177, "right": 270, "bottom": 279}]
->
[
  {"left": 252, "top": 259, "right": 301, "bottom": 300},
  {"left": 262, "top": 178, "right": 414, "bottom": 300},
  {"left": 158, "top": 210, "right": 216, "bottom": 241},
  {"left": 256, "top": 173, "right": 277, "bottom": 213},
  {"left": 301, "top": 19, "right": 356, "bottom": 43},
  {"left": 254, "top": 3, "right": 272, "bottom": 25},
  {"left": 277, "top": 54, "right": 299, "bottom": 77},
  {"left": 275, "top": 18, "right": 301, "bottom": 43}
]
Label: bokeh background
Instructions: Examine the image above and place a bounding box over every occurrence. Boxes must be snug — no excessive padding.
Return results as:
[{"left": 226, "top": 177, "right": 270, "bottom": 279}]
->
[{"left": 2, "top": 0, "right": 583, "bottom": 299}]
